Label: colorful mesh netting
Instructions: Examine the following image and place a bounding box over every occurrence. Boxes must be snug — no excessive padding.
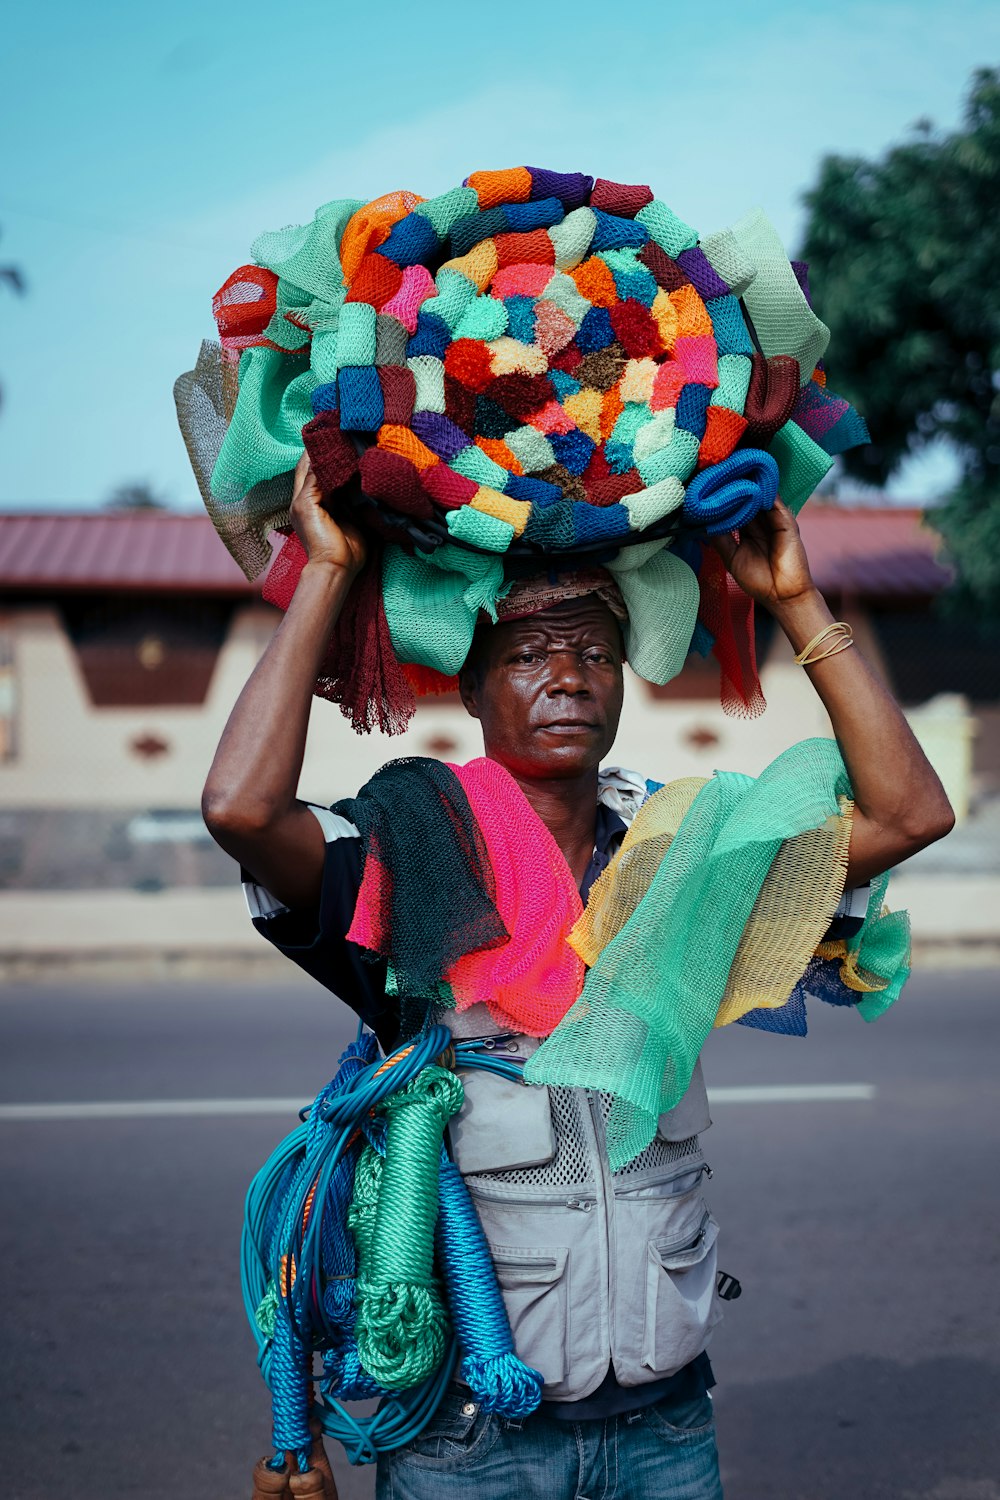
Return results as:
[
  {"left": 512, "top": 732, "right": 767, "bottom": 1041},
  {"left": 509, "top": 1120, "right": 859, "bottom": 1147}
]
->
[
  {"left": 339, "top": 758, "right": 507, "bottom": 999},
  {"left": 175, "top": 168, "right": 870, "bottom": 733},
  {"left": 445, "top": 759, "right": 585, "bottom": 1035},
  {"left": 524, "top": 737, "right": 910, "bottom": 1169}
]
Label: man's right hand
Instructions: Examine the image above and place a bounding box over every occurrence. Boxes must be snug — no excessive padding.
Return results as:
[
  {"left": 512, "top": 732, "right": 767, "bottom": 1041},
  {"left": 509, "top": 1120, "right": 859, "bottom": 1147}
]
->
[{"left": 290, "top": 453, "right": 368, "bottom": 579}]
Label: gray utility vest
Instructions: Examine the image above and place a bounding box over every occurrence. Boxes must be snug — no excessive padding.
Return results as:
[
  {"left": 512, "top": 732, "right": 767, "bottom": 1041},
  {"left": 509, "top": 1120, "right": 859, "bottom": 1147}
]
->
[{"left": 441, "top": 1002, "right": 723, "bottom": 1404}]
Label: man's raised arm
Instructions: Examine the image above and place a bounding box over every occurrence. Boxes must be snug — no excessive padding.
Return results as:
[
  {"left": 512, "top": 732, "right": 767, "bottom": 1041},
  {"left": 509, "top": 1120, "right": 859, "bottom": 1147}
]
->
[{"left": 201, "top": 456, "right": 366, "bottom": 911}]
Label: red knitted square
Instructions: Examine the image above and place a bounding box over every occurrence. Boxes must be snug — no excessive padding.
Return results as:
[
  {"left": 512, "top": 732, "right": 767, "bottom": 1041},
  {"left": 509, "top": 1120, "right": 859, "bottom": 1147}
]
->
[
  {"left": 638, "top": 242, "right": 690, "bottom": 292},
  {"left": 444, "top": 374, "right": 477, "bottom": 433},
  {"left": 549, "top": 342, "right": 584, "bottom": 375},
  {"left": 302, "top": 409, "right": 359, "bottom": 493},
  {"left": 494, "top": 229, "right": 556, "bottom": 270},
  {"left": 359, "top": 447, "right": 433, "bottom": 518},
  {"left": 485, "top": 372, "right": 555, "bottom": 421},
  {"left": 698, "top": 406, "right": 748, "bottom": 467},
  {"left": 420, "top": 461, "right": 479, "bottom": 509},
  {"left": 378, "top": 365, "right": 417, "bottom": 425},
  {"left": 609, "top": 299, "right": 664, "bottom": 360},
  {"left": 346, "top": 252, "right": 405, "bottom": 309},
  {"left": 590, "top": 179, "right": 654, "bottom": 218},
  {"left": 443, "top": 339, "right": 494, "bottom": 393}
]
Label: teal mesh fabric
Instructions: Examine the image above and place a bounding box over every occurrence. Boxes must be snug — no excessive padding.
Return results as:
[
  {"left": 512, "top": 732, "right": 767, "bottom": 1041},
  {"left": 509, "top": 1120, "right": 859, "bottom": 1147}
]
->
[{"left": 524, "top": 737, "right": 854, "bottom": 1169}]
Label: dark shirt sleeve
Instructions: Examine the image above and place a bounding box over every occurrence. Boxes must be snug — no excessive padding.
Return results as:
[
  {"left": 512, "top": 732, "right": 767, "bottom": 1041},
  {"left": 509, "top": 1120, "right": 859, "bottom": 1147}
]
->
[{"left": 243, "top": 813, "right": 399, "bottom": 1049}]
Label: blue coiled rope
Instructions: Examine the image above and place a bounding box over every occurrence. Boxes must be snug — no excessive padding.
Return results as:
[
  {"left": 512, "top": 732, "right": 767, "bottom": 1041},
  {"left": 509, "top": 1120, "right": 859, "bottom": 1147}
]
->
[
  {"left": 682, "top": 447, "right": 780, "bottom": 534},
  {"left": 242, "top": 1023, "right": 541, "bottom": 1470}
]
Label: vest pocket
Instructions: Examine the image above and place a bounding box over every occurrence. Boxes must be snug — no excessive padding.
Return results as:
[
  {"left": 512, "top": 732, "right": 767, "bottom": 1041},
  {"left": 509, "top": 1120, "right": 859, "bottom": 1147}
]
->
[
  {"left": 491, "top": 1244, "right": 570, "bottom": 1385},
  {"left": 641, "top": 1212, "right": 721, "bottom": 1375}
]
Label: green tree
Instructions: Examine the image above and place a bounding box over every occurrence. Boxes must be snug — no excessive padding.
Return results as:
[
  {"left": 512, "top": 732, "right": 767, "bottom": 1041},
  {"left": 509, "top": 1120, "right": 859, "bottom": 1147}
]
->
[
  {"left": 800, "top": 67, "right": 1000, "bottom": 611},
  {"left": 104, "top": 482, "right": 169, "bottom": 511}
]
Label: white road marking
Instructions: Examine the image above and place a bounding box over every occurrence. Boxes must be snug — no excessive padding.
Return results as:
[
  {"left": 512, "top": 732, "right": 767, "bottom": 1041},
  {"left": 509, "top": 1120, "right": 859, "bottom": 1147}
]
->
[
  {"left": 708, "top": 1084, "right": 876, "bottom": 1104},
  {"left": 0, "top": 1083, "right": 875, "bottom": 1121},
  {"left": 0, "top": 1098, "right": 307, "bottom": 1121}
]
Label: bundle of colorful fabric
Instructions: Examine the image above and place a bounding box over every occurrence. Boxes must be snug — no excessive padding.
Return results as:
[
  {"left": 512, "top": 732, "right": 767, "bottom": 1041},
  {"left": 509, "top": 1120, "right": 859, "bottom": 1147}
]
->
[
  {"left": 175, "top": 167, "right": 869, "bottom": 730},
  {"left": 335, "top": 744, "right": 910, "bottom": 1171}
]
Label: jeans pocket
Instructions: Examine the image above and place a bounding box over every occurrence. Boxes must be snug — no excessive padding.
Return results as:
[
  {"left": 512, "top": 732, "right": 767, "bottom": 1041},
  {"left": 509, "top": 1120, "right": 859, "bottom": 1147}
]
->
[
  {"left": 641, "top": 1211, "right": 720, "bottom": 1374},
  {"left": 639, "top": 1390, "right": 717, "bottom": 1441},
  {"left": 393, "top": 1389, "right": 501, "bottom": 1469}
]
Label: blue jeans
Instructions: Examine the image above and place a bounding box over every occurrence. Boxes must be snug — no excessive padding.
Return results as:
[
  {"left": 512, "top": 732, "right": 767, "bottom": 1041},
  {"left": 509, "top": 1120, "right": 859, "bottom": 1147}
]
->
[{"left": 376, "top": 1385, "right": 723, "bottom": 1499}]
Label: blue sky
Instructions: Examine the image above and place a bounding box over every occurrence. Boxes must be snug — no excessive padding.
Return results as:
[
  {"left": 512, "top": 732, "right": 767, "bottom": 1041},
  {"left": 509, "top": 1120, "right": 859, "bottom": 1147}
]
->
[{"left": 2, "top": 0, "right": 996, "bottom": 510}]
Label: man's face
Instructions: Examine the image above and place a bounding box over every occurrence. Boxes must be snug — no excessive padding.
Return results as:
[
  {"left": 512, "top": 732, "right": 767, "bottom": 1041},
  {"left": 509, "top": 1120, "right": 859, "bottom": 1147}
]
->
[{"left": 459, "top": 597, "right": 625, "bottom": 779}]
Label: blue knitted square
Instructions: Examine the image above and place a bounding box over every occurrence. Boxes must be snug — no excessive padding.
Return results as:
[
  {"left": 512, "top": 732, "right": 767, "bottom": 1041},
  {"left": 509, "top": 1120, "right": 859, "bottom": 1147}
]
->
[
  {"left": 380, "top": 212, "right": 440, "bottom": 267},
  {"left": 450, "top": 207, "right": 508, "bottom": 258},
  {"left": 604, "top": 439, "right": 635, "bottom": 474},
  {"left": 550, "top": 428, "right": 595, "bottom": 475},
  {"left": 407, "top": 313, "right": 452, "bottom": 360},
  {"left": 675, "top": 382, "right": 712, "bottom": 438},
  {"left": 504, "top": 296, "right": 536, "bottom": 345},
  {"left": 576, "top": 307, "right": 614, "bottom": 353},
  {"left": 503, "top": 197, "right": 565, "bottom": 233},
  {"left": 590, "top": 210, "right": 649, "bottom": 251},
  {"left": 707, "top": 295, "right": 755, "bottom": 357},
  {"left": 547, "top": 368, "right": 582, "bottom": 401},
  {"left": 338, "top": 365, "right": 384, "bottom": 431},
  {"left": 505, "top": 473, "right": 563, "bottom": 506},
  {"left": 611, "top": 267, "right": 658, "bottom": 307},
  {"left": 572, "top": 500, "right": 632, "bottom": 543},
  {"left": 310, "top": 382, "right": 339, "bottom": 414},
  {"left": 524, "top": 499, "right": 576, "bottom": 548}
]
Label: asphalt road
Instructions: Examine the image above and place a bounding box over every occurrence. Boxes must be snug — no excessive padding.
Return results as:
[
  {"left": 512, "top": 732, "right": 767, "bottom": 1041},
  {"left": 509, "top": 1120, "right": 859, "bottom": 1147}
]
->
[{"left": 1, "top": 969, "right": 997, "bottom": 1500}]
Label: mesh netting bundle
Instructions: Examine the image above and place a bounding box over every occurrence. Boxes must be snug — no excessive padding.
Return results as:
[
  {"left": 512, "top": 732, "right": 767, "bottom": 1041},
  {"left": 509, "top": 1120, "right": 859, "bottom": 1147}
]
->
[
  {"left": 340, "top": 758, "right": 507, "bottom": 1000},
  {"left": 445, "top": 758, "right": 585, "bottom": 1035},
  {"left": 525, "top": 738, "right": 878, "bottom": 1168},
  {"left": 175, "top": 168, "right": 870, "bottom": 733}
]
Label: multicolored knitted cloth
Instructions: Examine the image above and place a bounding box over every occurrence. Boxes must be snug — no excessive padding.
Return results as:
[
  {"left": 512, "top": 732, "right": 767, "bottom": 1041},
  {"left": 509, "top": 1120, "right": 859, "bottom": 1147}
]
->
[{"left": 175, "top": 168, "right": 869, "bottom": 732}]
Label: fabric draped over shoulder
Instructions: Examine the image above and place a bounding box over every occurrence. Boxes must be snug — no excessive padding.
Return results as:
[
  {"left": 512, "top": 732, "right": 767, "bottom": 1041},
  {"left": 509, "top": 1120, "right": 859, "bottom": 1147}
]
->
[
  {"left": 524, "top": 738, "right": 902, "bottom": 1169},
  {"left": 445, "top": 758, "right": 585, "bottom": 1035},
  {"left": 340, "top": 758, "right": 507, "bottom": 1002}
]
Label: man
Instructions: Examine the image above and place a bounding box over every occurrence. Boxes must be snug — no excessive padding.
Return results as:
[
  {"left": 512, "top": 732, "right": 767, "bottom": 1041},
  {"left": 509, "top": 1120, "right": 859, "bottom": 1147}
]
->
[{"left": 203, "top": 457, "right": 953, "bottom": 1499}]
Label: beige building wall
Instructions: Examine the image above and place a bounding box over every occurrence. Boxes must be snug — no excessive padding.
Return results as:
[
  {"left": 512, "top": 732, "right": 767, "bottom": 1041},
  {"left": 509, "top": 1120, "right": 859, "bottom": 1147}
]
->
[{"left": 1, "top": 601, "right": 837, "bottom": 812}]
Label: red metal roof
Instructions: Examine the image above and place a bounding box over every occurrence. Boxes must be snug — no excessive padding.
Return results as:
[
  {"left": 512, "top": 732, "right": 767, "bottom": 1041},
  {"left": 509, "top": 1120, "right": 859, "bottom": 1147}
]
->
[
  {"left": 0, "top": 506, "right": 952, "bottom": 598},
  {"left": 0, "top": 512, "right": 257, "bottom": 594}
]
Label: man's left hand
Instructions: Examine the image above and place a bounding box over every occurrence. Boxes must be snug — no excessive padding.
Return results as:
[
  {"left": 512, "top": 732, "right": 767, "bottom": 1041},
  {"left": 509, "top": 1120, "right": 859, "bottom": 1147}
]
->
[{"left": 709, "top": 498, "right": 816, "bottom": 613}]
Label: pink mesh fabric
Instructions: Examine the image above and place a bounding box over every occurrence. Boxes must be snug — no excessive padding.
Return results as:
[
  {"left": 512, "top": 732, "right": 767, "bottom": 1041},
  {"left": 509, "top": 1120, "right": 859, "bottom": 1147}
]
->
[{"left": 445, "top": 758, "right": 585, "bottom": 1034}]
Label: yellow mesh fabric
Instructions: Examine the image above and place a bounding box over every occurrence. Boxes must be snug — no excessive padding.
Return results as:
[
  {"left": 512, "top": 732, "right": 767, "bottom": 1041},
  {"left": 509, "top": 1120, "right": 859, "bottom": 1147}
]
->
[
  {"left": 715, "top": 796, "right": 853, "bottom": 1025},
  {"left": 570, "top": 778, "right": 707, "bottom": 964}
]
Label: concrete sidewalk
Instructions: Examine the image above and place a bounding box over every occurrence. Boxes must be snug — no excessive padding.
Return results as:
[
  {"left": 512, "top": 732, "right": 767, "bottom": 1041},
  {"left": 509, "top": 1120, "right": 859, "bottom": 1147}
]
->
[{"left": 1, "top": 872, "right": 997, "bottom": 978}]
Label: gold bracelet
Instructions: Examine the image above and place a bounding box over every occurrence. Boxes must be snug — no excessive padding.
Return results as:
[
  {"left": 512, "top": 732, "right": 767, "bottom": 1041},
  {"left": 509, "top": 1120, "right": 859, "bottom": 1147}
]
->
[{"left": 793, "top": 621, "right": 854, "bottom": 666}]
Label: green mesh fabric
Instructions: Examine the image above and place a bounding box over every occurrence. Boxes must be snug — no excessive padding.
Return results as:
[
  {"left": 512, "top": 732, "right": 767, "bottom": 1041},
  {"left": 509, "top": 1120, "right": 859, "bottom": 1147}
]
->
[
  {"left": 382, "top": 546, "right": 511, "bottom": 674},
  {"left": 607, "top": 543, "right": 701, "bottom": 685},
  {"left": 769, "top": 420, "right": 835, "bottom": 514},
  {"left": 853, "top": 871, "right": 912, "bottom": 1020},
  {"left": 211, "top": 347, "right": 316, "bottom": 508},
  {"left": 524, "top": 737, "right": 854, "bottom": 1169},
  {"left": 729, "top": 209, "right": 831, "bottom": 382}
]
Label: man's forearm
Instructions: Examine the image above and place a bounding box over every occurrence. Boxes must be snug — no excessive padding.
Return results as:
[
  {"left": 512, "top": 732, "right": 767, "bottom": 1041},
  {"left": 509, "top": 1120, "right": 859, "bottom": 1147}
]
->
[
  {"left": 202, "top": 560, "right": 354, "bottom": 831},
  {"left": 769, "top": 587, "right": 953, "bottom": 881}
]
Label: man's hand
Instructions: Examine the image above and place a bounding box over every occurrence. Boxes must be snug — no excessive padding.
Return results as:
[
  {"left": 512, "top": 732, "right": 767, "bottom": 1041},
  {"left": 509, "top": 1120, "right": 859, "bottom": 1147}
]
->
[
  {"left": 291, "top": 454, "right": 367, "bottom": 579},
  {"left": 708, "top": 498, "right": 815, "bottom": 613}
]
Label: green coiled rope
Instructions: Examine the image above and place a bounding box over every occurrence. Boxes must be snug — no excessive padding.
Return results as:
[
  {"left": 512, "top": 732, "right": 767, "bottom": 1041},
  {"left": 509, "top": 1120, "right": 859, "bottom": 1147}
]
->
[{"left": 353, "top": 1064, "right": 464, "bottom": 1390}]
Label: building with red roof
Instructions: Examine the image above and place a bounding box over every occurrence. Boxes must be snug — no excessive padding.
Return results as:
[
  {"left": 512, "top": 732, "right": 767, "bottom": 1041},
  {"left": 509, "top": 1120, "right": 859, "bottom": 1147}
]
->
[{"left": 0, "top": 506, "right": 992, "bottom": 891}]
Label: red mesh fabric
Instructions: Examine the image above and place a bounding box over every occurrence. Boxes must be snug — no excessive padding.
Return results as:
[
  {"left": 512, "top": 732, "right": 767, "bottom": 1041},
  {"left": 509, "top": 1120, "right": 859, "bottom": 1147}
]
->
[
  {"left": 741, "top": 354, "right": 801, "bottom": 444},
  {"left": 302, "top": 410, "right": 360, "bottom": 492},
  {"left": 444, "top": 758, "right": 585, "bottom": 1035},
  {"left": 261, "top": 528, "right": 305, "bottom": 610},
  {"left": 697, "top": 545, "right": 766, "bottom": 718},
  {"left": 346, "top": 253, "right": 405, "bottom": 309},
  {"left": 402, "top": 662, "right": 460, "bottom": 696},
  {"left": 212, "top": 266, "right": 279, "bottom": 356},
  {"left": 359, "top": 449, "right": 433, "bottom": 518},
  {"left": 317, "top": 550, "right": 416, "bottom": 734},
  {"left": 263, "top": 532, "right": 416, "bottom": 734},
  {"left": 590, "top": 179, "right": 654, "bottom": 217},
  {"left": 378, "top": 366, "right": 417, "bottom": 426}
]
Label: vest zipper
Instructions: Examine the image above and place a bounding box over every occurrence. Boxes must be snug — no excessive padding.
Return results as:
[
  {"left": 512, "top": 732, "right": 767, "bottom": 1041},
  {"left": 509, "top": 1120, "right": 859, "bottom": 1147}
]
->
[{"left": 585, "top": 1089, "right": 617, "bottom": 1372}]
